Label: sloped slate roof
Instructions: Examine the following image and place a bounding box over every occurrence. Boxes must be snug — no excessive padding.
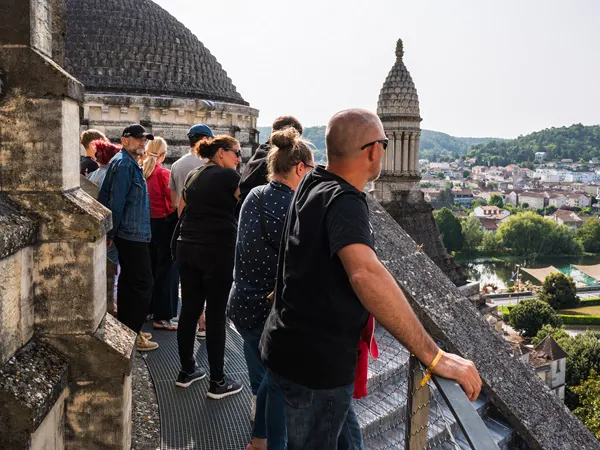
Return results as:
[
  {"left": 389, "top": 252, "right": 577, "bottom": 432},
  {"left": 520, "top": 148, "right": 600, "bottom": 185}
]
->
[
  {"left": 534, "top": 335, "right": 569, "bottom": 361},
  {"left": 64, "top": 0, "right": 248, "bottom": 105}
]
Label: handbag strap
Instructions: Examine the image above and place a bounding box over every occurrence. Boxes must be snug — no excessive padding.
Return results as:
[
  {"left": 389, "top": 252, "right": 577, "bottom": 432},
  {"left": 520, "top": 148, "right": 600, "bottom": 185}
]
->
[
  {"left": 182, "top": 163, "right": 212, "bottom": 204},
  {"left": 258, "top": 185, "right": 279, "bottom": 252}
]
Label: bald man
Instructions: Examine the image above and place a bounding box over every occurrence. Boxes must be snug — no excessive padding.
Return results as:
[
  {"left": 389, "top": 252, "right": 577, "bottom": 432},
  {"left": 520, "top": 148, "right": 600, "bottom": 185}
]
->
[{"left": 260, "top": 109, "right": 481, "bottom": 450}]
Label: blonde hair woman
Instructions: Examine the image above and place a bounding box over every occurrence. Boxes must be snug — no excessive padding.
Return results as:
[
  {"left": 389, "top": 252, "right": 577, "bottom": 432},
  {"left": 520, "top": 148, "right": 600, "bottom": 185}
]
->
[{"left": 144, "top": 137, "right": 179, "bottom": 331}]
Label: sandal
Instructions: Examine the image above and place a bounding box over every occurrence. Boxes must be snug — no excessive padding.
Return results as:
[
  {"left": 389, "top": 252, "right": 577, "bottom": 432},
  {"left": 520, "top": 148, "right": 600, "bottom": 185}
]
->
[{"left": 153, "top": 319, "right": 178, "bottom": 330}]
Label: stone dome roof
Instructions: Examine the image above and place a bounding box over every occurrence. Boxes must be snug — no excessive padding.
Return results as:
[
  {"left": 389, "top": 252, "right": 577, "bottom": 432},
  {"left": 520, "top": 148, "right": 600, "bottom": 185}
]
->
[
  {"left": 64, "top": 0, "right": 247, "bottom": 105},
  {"left": 377, "top": 39, "right": 421, "bottom": 120}
]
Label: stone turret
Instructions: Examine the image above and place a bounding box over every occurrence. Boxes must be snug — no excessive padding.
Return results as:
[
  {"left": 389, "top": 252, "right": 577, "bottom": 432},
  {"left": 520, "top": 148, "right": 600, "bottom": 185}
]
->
[
  {"left": 0, "top": 0, "right": 135, "bottom": 447},
  {"left": 376, "top": 38, "right": 421, "bottom": 180},
  {"left": 372, "top": 39, "right": 466, "bottom": 286}
]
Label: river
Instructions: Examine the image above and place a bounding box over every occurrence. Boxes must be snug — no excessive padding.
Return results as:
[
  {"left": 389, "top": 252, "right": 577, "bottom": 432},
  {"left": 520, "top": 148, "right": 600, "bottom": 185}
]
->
[{"left": 456, "top": 254, "right": 600, "bottom": 290}]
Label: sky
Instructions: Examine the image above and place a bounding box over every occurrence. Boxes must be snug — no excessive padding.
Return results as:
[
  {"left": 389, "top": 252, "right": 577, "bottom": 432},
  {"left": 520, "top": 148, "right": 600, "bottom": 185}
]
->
[{"left": 153, "top": 0, "right": 600, "bottom": 138}]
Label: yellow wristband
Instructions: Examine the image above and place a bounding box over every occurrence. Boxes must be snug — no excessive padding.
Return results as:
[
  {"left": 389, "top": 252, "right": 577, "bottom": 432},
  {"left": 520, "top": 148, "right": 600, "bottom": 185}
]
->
[{"left": 420, "top": 349, "right": 444, "bottom": 387}]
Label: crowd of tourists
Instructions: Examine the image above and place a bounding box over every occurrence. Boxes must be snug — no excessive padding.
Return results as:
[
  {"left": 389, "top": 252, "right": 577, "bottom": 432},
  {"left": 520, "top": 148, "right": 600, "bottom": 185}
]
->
[{"left": 81, "top": 109, "right": 481, "bottom": 450}]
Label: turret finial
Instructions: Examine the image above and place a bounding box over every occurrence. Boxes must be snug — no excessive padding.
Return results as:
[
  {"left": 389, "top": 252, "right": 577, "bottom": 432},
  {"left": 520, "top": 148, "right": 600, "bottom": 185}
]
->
[{"left": 395, "top": 39, "right": 404, "bottom": 59}]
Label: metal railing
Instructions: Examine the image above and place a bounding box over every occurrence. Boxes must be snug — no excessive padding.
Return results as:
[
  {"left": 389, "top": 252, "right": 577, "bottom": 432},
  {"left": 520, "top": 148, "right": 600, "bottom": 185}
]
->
[{"left": 361, "top": 326, "right": 501, "bottom": 450}]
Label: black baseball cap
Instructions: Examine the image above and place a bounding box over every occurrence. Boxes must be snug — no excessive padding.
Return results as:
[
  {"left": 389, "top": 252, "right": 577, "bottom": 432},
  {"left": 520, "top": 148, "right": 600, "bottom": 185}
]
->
[{"left": 122, "top": 124, "right": 154, "bottom": 140}]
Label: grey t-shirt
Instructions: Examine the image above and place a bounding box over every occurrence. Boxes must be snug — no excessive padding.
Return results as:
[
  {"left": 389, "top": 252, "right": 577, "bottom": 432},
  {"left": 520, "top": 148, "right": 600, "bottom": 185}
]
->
[{"left": 168, "top": 152, "right": 205, "bottom": 204}]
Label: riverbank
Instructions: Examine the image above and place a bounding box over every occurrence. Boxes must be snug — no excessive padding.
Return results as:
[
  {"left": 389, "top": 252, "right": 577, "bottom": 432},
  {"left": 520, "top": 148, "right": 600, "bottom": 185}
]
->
[{"left": 456, "top": 254, "right": 600, "bottom": 289}]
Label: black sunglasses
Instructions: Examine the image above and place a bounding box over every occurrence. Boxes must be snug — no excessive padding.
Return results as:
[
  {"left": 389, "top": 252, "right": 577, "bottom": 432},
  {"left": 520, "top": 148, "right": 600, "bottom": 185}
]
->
[
  {"left": 360, "top": 139, "right": 389, "bottom": 151},
  {"left": 224, "top": 148, "right": 242, "bottom": 158}
]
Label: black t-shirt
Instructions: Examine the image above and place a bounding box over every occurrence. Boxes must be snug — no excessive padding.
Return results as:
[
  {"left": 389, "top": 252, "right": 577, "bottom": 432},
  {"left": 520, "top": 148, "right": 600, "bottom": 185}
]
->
[
  {"left": 238, "top": 143, "right": 269, "bottom": 204},
  {"left": 260, "top": 166, "right": 375, "bottom": 389},
  {"left": 179, "top": 165, "right": 240, "bottom": 247},
  {"left": 80, "top": 156, "right": 99, "bottom": 176}
]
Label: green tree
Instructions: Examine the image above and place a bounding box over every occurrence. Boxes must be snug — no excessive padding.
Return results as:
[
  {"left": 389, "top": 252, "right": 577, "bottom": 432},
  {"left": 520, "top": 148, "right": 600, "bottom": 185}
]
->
[
  {"left": 544, "top": 205, "right": 557, "bottom": 215},
  {"left": 471, "top": 198, "right": 488, "bottom": 208},
  {"left": 573, "top": 371, "right": 600, "bottom": 439},
  {"left": 532, "top": 324, "right": 571, "bottom": 346},
  {"left": 434, "top": 208, "right": 464, "bottom": 252},
  {"left": 462, "top": 170, "right": 470, "bottom": 179},
  {"left": 461, "top": 216, "right": 484, "bottom": 253},
  {"left": 538, "top": 272, "right": 580, "bottom": 309},
  {"left": 509, "top": 299, "right": 562, "bottom": 337},
  {"left": 480, "top": 231, "right": 502, "bottom": 253},
  {"left": 576, "top": 219, "right": 600, "bottom": 253},
  {"left": 489, "top": 194, "right": 504, "bottom": 208},
  {"left": 496, "top": 212, "right": 582, "bottom": 256},
  {"left": 436, "top": 172, "right": 445, "bottom": 179}
]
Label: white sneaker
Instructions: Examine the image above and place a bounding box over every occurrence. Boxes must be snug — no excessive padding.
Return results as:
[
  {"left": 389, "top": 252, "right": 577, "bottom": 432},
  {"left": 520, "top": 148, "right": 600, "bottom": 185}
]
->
[
  {"left": 250, "top": 394, "right": 257, "bottom": 423},
  {"left": 196, "top": 327, "right": 206, "bottom": 339}
]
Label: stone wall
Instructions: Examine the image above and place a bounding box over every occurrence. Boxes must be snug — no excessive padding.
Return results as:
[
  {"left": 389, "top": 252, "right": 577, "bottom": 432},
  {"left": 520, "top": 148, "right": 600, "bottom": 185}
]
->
[
  {"left": 372, "top": 179, "right": 467, "bottom": 286},
  {"left": 81, "top": 93, "right": 260, "bottom": 162},
  {"left": 0, "top": 0, "right": 136, "bottom": 447}
]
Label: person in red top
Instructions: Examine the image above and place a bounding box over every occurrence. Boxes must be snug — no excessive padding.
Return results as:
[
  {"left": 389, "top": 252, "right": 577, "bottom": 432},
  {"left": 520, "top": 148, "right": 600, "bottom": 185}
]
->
[{"left": 143, "top": 137, "right": 179, "bottom": 330}]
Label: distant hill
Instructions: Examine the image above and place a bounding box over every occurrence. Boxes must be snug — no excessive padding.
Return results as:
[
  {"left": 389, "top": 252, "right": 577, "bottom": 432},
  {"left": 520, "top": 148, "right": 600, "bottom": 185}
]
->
[
  {"left": 467, "top": 123, "right": 600, "bottom": 166},
  {"left": 258, "top": 126, "right": 499, "bottom": 163}
]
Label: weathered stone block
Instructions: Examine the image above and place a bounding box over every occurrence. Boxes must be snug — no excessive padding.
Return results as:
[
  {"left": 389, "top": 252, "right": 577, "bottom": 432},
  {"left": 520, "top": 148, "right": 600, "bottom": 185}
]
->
[
  {"left": 9, "top": 190, "right": 111, "bottom": 242},
  {"left": 0, "top": 246, "right": 34, "bottom": 365},
  {"left": 0, "top": 96, "right": 81, "bottom": 191},
  {"left": 34, "top": 239, "right": 106, "bottom": 335},
  {"left": 0, "top": 339, "right": 68, "bottom": 449},
  {"left": 41, "top": 314, "right": 136, "bottom": 450}
]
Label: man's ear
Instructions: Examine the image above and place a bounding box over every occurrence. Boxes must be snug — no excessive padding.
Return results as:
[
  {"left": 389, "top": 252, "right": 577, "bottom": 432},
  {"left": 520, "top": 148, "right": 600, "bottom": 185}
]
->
[{"left": 367, "top": 145, "right": 378, "bottom": 163}]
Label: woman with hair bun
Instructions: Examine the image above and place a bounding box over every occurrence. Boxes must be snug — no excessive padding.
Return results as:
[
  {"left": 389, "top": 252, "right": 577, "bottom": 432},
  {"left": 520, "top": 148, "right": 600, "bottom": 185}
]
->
[
  {"left": 175, "top": 135, "right": 245, "bottom": 400},
  {"left": 228, "top": 127, "right": 314, "bottom": 450},
  {"left": 143, "top": 137, "right": 179, "bottom": 331}
]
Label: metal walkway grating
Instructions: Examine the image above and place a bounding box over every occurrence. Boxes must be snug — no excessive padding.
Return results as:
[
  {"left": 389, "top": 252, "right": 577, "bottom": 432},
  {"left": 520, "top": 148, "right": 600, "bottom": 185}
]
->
[{"left": 141, "top": 322, "right": 252, "bottom": 450}]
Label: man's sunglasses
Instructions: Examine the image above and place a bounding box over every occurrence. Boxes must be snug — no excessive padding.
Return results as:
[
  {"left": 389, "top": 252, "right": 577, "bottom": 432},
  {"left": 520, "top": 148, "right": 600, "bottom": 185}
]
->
[
  {"left": 224, "top": 148, "right": 242, "bottom": 158},
  {"left": 360, "top": 139, "right": 389, "bottom": 151}
]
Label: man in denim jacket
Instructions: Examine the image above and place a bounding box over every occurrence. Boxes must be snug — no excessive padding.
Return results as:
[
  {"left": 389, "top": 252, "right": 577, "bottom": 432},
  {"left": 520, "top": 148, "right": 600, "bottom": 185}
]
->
[{"left": 99, "top": 124, "right": 158, "bottom": 351}]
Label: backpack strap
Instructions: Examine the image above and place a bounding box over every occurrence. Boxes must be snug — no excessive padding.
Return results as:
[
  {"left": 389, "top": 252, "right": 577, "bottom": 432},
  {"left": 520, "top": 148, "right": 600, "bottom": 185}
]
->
[{"left": 258, "top": 185, "right": 280, "bottom": 252}]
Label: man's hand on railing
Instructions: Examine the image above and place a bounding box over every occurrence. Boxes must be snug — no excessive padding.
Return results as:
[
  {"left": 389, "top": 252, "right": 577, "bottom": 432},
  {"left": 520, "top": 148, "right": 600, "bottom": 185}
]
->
[{"left": 432, "top": 353, "right": 482, "bottom": 402}]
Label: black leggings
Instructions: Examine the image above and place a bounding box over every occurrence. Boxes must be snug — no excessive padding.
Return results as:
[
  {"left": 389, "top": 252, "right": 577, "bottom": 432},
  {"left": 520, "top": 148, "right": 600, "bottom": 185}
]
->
[
  {"left": 149, "top": 214, "right": 179, "bottom": 321},
  {"left": 176, "top": 242, "right": 234, "bottom": 381},
  {"left": 114, "top": 237, "right": 153, "bottom": 334}
]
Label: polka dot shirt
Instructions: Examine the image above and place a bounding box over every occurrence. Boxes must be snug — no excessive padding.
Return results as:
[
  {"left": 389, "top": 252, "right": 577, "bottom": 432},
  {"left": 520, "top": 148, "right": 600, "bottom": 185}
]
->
[{"left": 227, "top": 181, "right": 293, "bottom": 330}]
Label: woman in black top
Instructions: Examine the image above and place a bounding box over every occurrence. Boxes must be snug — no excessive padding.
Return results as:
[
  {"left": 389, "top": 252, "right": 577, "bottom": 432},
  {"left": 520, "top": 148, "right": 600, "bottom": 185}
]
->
[{"left": 175, "top": 135, "right": 244, "bottom": 399}]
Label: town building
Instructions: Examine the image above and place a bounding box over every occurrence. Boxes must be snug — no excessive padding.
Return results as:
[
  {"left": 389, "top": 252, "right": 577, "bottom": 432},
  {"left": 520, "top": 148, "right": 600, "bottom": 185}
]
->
[
  {"left": 546, "top": 210, "right": 585, "bottom": 230},
  {"left": 473, "top": 206, "right": 510, "bottom": 232},
  {"left": 452, "top": 188, "right": 474, "bottom": 207},
  {"left": 535, "top": 152, "right": 546, "bottom": 162},
  {"left": 528, "top": 336, "right": 568, "bottom": 400},
  {"left": 519, "top": 191, "right": 548, "bottom": 209}
]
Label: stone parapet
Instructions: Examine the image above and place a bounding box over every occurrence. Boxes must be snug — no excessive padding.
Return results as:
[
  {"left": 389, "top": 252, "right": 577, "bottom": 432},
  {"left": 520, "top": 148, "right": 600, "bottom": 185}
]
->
[
  {"left": 41, "top": 314, "right": 136, "bottom": 449},
  {"left": 0, "top": 339, "right": 68, "bottom": 449},
  {"left": 0, "top": 0, "right": 137, "bottom": 447},
  {"left": 0, "top": 195, "right": 38, "bottom": 260},
  {"left": 367, "top": 195, "right": 600, "bottom": 449}
]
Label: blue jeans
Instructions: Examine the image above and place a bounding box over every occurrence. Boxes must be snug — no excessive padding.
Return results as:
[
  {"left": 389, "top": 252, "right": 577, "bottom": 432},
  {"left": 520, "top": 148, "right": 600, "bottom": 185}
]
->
[
  {"left": 238, "top": 328, "right": 286, "bottom": 449},
  {"left": 237, "top": 326, "right": 266, "bottom": 395},
  {"left": 267, "top": 369, "right": 363, "bottom": 450}
]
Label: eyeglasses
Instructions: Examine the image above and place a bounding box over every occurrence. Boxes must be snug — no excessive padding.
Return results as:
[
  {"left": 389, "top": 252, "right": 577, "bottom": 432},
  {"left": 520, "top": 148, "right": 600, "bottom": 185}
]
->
[
  {"left": 304, "top": 162, "right": 315, "bottom": 169},
  {"left": 360, "top": 139, "right": 388, "bottom": 151},
  {"left": 224, "top": 148, "right": 242, "bottom": 158}
]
